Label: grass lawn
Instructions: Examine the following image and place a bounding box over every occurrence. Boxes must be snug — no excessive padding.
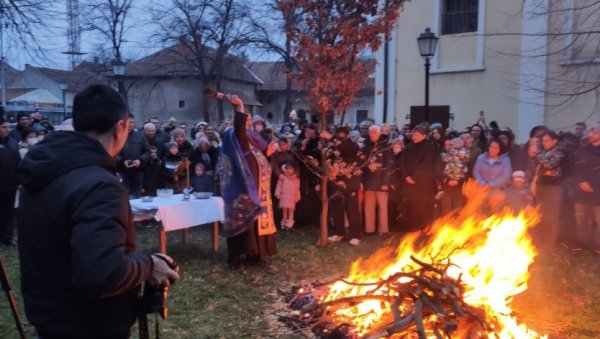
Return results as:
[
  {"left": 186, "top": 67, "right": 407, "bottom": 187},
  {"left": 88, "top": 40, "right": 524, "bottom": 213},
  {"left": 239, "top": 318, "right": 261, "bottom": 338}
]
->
[{"left": 1, "top": 225, "right": 600, "bottom": 338}]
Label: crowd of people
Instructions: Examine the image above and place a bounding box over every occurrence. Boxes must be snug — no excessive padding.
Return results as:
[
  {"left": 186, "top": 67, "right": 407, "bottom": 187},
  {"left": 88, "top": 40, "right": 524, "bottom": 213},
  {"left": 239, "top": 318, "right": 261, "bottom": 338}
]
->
[
  {"left": 1, "top": 96, "right": 599, "bottom": 255},
  {"left": 0, "top": 85, "right": 598, "bottom": 337}
]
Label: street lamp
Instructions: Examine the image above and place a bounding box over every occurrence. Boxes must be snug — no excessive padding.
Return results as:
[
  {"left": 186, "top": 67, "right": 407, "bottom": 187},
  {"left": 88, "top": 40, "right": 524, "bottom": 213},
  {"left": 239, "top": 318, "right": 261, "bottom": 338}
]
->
[
  {"left": 112, "top": 58, "right": 126, "bottom": 103},
  {"left": 417, "top": 27, "right": 438, "bottom": 122},
  {"left": 59, "top": 82, "right": 67, "bottom": 120}
]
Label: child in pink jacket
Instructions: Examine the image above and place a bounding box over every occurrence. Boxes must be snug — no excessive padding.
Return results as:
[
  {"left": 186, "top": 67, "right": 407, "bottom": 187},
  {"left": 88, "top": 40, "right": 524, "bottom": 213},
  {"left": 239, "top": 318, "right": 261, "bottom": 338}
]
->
[{"left": 275, "top": 163, "right": 301, "bottom": 229}]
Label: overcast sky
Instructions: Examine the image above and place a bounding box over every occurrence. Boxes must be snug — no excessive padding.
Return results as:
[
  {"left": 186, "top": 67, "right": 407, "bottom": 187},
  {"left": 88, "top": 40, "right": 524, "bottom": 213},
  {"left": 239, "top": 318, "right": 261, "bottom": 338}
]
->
[{"left": 5, "top": 0, "right": 279, "bottom": 71}]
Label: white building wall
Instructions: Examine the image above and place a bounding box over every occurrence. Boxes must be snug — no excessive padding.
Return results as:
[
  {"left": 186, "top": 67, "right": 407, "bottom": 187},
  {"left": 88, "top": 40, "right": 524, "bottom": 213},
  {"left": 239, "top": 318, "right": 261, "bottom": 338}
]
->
[
  {"left": 388, "top": 0, "right": 527, "bottom": 138},
  {"left": 382, "top": 0, "right": 600, "bottom": 141}
]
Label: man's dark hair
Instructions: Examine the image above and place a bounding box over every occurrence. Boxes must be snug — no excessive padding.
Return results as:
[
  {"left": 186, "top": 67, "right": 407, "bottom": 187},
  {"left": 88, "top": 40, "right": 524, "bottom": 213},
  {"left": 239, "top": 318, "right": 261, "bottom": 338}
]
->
[
  {"left": 528, "top": 125, "right": 548, "bottom": 139},
  {"left": 542, "top": 130, "right": 559, "bottom": 140},
  {"left": 72, "top": 84, "right": 128, "bottom": 134}
]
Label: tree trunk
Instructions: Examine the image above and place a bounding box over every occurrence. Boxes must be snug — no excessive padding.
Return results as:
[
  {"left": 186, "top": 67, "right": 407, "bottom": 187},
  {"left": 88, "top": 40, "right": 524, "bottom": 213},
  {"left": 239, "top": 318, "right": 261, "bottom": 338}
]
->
[
  {"left": 318, "top": 110, "right": 329, "bottom": 246},
  {"left": 200, "top": 83, "right": 211, "bottom": 123},
  {"left": 216, "top": 79, "right": 225, "bottom": 122}
]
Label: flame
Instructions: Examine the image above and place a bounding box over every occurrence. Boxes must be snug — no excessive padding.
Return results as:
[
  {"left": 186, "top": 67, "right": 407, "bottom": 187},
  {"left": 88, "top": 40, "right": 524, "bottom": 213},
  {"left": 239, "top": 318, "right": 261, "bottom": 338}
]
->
[{"left": 322, "top": 182, "right": 546, "bottom": 338}]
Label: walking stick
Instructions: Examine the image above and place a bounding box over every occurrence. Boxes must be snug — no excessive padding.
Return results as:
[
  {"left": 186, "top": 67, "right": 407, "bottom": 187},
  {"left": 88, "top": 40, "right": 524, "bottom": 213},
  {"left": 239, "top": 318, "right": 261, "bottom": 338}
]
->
[{"left": 0, "top": 256, "right": 26, "bottom": 339}]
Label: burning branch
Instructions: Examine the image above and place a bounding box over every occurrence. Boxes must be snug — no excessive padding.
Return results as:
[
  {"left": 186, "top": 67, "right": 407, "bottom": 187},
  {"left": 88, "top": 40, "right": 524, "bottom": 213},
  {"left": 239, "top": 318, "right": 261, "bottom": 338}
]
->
[{"left": 279, "top": 255, "right": 498, "bottom": 338}]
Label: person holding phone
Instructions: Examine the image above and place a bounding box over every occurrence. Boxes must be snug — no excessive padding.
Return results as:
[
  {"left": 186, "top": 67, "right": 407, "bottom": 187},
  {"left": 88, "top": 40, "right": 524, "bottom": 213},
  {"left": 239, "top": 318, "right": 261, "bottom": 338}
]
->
[{"left": 116, "top": 114, "right": 150, "bottom": 198}]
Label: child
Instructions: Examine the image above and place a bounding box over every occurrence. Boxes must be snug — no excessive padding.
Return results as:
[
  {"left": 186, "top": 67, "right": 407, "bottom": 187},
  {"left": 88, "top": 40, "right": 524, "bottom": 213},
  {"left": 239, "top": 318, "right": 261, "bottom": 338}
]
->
[
  {"left": 162, "top": 141, "right": 185, "bottom": 192},
  {"left": 275, "top": 163, "right": 301, "bottom": 229},
  {"left": 505, "top": 170, "right": 533, "bottom": 211},
  {"left": 191, "top": 162, "right": 214, "bottom": 193},
  {"left": 439, "top": 137, "right": 470, "bottom": 215}
]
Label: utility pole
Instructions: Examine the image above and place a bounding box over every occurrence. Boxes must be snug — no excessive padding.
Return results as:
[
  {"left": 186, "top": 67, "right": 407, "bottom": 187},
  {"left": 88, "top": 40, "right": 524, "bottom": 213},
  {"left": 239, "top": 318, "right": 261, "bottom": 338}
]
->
[
  {"left": 64, "top": 0, "right": 84, "bottom": 70},
  {"left": 1, "top": 8, "right": 6, "bottom": 108}
]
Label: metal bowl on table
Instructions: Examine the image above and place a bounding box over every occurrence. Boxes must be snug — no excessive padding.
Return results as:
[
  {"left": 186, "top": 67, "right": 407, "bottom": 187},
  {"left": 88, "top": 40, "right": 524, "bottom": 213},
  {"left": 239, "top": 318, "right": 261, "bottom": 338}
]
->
[
  {"left": 194, "top": 192, "right": 213, "bottom": 199},
  {"left": 156, "top": 188, "right": 174, "bottom": 198}
]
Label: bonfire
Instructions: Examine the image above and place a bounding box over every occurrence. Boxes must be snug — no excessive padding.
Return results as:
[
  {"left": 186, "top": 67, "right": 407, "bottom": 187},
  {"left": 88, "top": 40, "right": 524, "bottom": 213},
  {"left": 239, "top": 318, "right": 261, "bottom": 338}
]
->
[{"left": 279, "top": 182, "right": 547, "bottom": 338}]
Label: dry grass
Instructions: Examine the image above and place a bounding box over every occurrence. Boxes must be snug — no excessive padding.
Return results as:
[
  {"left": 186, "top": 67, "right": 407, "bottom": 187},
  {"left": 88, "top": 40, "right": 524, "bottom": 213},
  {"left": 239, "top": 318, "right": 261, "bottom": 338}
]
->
[{"left": 1, "top": 226, "right": 599, "bottom": 338}]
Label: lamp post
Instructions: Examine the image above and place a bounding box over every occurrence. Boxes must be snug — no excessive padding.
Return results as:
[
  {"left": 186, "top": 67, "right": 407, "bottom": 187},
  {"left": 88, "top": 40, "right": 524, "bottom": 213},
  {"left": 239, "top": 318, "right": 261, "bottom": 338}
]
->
[
  {"left": 417, "top": 27, "right": 438, "bottom": 122},
  {"left": 112, "top": 58, "right": 126, "bottom": 103},
  {"left": 59, "top": 82, "right": 67, "bottom": 120}
]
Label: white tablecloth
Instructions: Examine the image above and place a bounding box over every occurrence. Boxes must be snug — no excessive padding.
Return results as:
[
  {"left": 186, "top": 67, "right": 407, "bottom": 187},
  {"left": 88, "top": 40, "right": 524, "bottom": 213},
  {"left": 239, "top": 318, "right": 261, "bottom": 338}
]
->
[{"left": 130, "top": 195, "right": 225, "bottom": 231}]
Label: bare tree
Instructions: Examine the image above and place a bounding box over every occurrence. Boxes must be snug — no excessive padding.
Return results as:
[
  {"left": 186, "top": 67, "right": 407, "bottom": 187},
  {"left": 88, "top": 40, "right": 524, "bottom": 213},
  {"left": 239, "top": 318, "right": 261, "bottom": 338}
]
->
[
  {"left": 150, "top": 0, "right": 254, "bottom": 122},
  {"left": 80, "top": 0, "right": 137, "bottom": 62},
  {"left": 0, "top": 0, "right": 61, "bottom": 60},
  {"left": 248, "top": 0, "right": 303, "bottom": 121},
  {"left": 481, "top": 0, "right": 600, "bottom": 125}
]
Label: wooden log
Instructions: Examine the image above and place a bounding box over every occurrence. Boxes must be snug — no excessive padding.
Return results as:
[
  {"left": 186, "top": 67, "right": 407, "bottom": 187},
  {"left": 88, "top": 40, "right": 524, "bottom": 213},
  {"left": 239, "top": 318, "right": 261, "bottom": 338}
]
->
[
  {"left": 414, "top": 299, "right": 426, "bottom": 339},
  {"left": 385, "top": 314, "right": 415, "bottom": 335}
]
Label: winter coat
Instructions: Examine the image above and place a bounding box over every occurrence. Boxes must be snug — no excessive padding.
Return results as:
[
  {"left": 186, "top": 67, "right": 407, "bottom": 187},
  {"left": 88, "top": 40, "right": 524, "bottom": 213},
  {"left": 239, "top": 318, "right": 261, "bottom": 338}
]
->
[
  {"left": 176, "top": 140, "right": 194, "bottom": 158},
  {"left": 572, "top": 143, "right": 600, "bottom": 205},
  {"left": 362, "top": 135, "right": 391, "bottom": 191},
  {"left": 473, "top": 153, "right": 512, "bottom": 188},
  {"left": 331, "top": 137, "right": 362, "bottom": 191},
  {"left": 505, "top": 185, "right": 533, "bottom": 211},
  {"left": 116, "top": 130, "right": 150, "bottom": 172},
  {"left": 0, "top": 136, "right": 19, "bottom": 192},
  {"left": 531, "top": 146, "right": 565, "bottom": 186},
  {"left": 189, "top": 146, "right": 219, "bottom": 173},
  {"left": 388, "top": 151, "right": 404, "bottom": 193},
  {"left": 162, "top": 153, "right": 184, "bottom": 189},
  {"left": 401, "top": 140, "right": 438, "bottom": 201},
  {"left": 143, "top": 155, "right": 163, "bottom": 195},
  {"left": 191, "top": 173, "right": 215, "bottom": 193},
  {"left": 17, "top": 131, "right": 152, "bottom": 338},
  {"left": 275, "top": 174, "right": 301, "bottom": 209},
  {"left": 441, "top": 147, "right": 470, "bottom": 181}
]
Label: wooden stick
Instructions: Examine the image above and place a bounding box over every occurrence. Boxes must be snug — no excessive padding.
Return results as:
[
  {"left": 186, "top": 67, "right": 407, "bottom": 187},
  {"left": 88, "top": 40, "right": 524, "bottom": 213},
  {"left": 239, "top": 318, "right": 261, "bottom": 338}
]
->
[
  {"left": 414, "top": 298, "right": 426, "bottom": 339},
  {"left": 385, "top": 314, "right": 415, "bottom": 335},
  {"left": 185, "top": 157, "right": 190, "bottom": 188}
]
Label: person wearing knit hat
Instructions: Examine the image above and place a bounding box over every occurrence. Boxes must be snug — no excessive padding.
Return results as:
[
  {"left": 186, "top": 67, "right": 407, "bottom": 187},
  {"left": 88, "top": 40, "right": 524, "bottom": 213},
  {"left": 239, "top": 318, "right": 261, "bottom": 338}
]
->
[
  {"left": 170, "top": 128, "right": 193, "bottom": 157},
  {"left": 512, "top": 170, "right": 526, "bottom": 180},
  {"left": 190, "top": 132, "right": 218, "bottom": 174},
  {"left": 194, "top": 133, "right": 210, "bottom": 147}
]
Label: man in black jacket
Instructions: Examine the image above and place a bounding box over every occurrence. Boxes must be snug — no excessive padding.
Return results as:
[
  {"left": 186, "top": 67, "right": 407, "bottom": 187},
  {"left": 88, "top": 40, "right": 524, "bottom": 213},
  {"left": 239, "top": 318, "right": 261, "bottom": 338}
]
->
[
  {"left": 326, "top": 126, "right": 363, "bottom": 245},
  {"left": 17, "top": 84, "right": 179, "bottom": 338},
  {"left": 0, "top": 117, "right": 19, "bottom": 245},
  {"left": 117, "top": 114, "right": 150, "bottom": 197}
]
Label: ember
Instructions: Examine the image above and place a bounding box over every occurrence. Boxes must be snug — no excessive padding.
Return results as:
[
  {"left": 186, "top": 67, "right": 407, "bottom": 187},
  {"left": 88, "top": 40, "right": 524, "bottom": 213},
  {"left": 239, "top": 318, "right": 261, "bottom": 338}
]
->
[{"left": 279, "top": 182, "right": 547, "bottom": 338}]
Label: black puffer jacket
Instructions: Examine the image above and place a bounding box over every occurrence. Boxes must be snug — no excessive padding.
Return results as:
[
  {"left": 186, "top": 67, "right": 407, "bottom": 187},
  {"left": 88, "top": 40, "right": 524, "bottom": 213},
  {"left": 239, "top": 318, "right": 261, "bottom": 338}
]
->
[
  {"left": 0, "top": 136, "right": 19, "bottom": 192},
  {"left": 17, "top": 131, "right": 153, "bottom": 338}
]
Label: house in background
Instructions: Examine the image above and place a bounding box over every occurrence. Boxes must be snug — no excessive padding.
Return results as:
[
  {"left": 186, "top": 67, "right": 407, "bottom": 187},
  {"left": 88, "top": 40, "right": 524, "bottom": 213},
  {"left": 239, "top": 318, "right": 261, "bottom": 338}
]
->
[
  {"left": 250, "top": 60, "right": 375, "bottom": 127},
  {"left": 124, "top": 41, "right": 263, "bottom": 125},
  {"left": 9, "top": 62, "right": 108, "bottom": 125},
  {"left": 376, "top": 0, "right": 600, "bottom": 142}
]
